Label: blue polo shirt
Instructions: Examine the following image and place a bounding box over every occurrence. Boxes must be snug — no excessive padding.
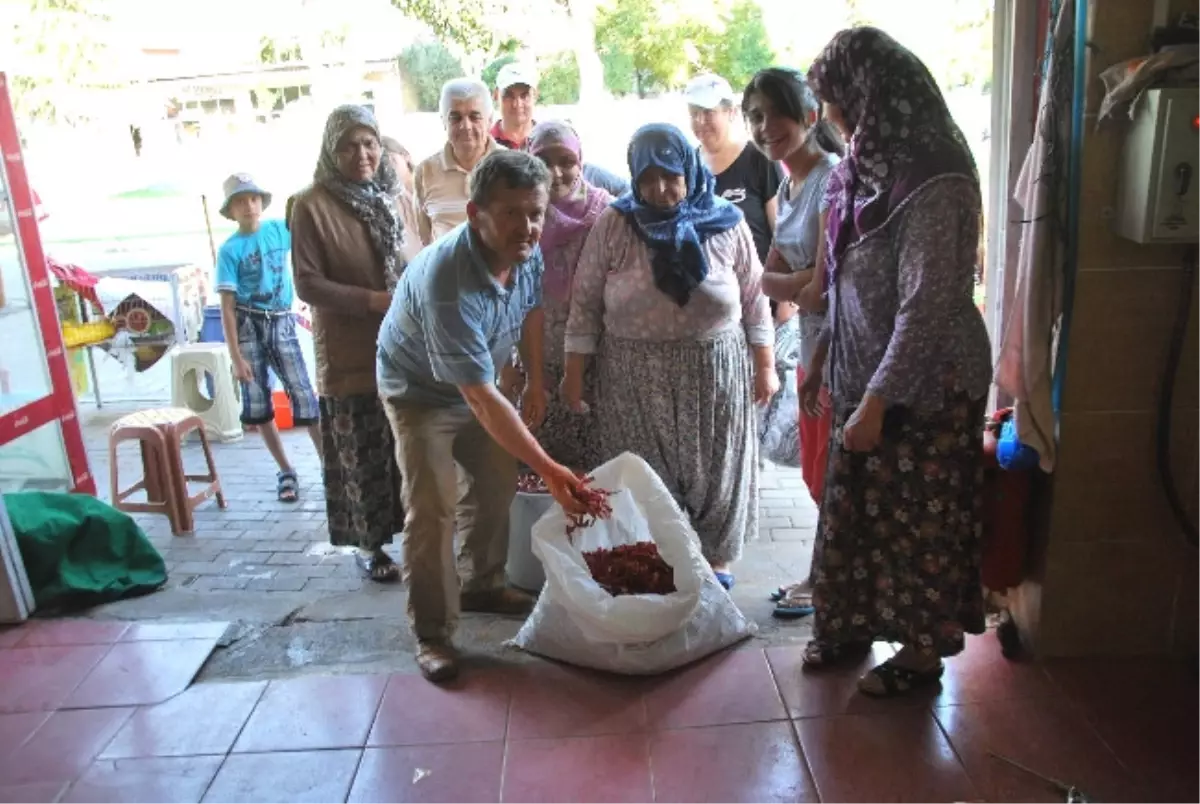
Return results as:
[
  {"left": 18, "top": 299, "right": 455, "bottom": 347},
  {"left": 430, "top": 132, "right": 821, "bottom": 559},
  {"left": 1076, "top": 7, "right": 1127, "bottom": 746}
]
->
[{"left": 376, "top": 223, "right": 543, "bottom": 407}]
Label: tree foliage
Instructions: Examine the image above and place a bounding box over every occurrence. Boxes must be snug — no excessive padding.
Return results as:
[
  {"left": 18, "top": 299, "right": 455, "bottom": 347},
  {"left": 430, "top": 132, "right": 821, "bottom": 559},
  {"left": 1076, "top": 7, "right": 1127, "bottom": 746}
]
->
[
  {"left": 594, "top": 0, "right": 698, "bottom": 97},
  {"left": 538, "top": 52, "right": 581, "bottom": 105},
  {"left": 8, "top": 0, "right": 118, "bottom": 124},
  {"left": 389, "top": 0, "right": 495, "bottom": 55},
  {"left": 693, "top": 0, "right": 774, "bottom": 90},
  {"left": 397, "top": 41, "right": 466, "bottom": 112}
]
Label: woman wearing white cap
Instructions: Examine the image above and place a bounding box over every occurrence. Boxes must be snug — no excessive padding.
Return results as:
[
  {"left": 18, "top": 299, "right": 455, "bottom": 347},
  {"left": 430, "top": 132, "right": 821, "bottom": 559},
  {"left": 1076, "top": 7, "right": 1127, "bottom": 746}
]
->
[{"left": 685, "top": 73, "right": 781, "bottom": 268}]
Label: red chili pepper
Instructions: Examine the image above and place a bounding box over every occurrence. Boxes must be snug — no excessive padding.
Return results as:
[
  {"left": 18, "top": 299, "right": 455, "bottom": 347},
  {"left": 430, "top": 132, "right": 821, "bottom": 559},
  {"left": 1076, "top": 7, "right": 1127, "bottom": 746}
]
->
[{"left": 582, "top": 543, "right": 676, "bottom": 596}]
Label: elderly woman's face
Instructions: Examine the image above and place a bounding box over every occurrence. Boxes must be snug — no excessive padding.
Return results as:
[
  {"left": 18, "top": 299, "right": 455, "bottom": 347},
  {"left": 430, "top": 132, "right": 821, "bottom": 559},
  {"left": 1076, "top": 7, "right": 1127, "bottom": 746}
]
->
[
  {"left": 637, "top": 166, "right": 687, "bottom": 210},
  {"left": 336, "top": 126, "right": 381, "bottom": 182},
  {"left": 536, "top": 145, "right": 581, "bottom": 202}
]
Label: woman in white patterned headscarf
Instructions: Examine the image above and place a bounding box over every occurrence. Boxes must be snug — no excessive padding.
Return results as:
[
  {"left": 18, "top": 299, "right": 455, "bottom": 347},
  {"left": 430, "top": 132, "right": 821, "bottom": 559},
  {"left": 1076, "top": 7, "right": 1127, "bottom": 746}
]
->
[{"left": 292, "top": 104, "right": 408, "bottom": 583}]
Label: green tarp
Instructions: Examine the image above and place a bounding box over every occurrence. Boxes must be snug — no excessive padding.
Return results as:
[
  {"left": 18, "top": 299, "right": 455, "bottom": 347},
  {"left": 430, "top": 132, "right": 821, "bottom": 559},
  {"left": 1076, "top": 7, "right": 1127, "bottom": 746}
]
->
[{"left": 3, "top": 492, "right": 167, "bottom": 613}]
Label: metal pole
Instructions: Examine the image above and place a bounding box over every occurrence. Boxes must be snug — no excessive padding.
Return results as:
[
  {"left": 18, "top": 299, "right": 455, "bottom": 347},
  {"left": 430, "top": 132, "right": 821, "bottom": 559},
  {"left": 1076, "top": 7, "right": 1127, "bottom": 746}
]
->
[{"left": 201, "top": 194, "right": 217, "bottom": 269}]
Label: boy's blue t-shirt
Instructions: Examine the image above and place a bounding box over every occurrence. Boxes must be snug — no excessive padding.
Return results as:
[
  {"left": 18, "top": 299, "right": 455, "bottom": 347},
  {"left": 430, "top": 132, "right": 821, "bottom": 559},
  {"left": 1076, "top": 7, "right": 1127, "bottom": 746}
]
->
[{"left": 215, "top": 219, "right": 294, "bottom": 311}]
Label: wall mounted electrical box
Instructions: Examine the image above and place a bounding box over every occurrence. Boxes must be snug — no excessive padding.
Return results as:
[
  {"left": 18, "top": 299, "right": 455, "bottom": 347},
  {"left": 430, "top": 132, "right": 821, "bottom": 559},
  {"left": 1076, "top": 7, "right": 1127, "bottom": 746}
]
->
[{"left": 1113, "top": 86, "right": 1199, "bottom": 244}]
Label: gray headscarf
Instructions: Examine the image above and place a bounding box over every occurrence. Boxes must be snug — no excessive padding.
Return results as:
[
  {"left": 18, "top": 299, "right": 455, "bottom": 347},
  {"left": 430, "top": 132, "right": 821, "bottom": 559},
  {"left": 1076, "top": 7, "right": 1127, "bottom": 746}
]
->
[{"left": 314, "top": 105, "right": 405, "bottom": 289}]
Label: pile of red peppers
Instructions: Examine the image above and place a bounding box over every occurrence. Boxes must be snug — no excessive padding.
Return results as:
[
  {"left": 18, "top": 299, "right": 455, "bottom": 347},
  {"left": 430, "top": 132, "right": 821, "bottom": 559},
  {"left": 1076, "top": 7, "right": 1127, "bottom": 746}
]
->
[{"left": 582, "top": 543, "right": 677, "bottom": 596}]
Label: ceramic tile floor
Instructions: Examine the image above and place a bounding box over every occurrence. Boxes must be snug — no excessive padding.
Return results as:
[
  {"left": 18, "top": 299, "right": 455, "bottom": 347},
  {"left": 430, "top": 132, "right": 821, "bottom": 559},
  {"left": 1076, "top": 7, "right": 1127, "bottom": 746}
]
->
[{"left": 0, "top": 618, "right": 1194, "bottom": 803}]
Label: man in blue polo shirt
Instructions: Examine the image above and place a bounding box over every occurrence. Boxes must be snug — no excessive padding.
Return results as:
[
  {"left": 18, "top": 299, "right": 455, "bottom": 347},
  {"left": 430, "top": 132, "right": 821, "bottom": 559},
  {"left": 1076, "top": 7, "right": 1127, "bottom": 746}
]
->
[{"left": 378, "top": 149, "right": 587, "bottom": 682}]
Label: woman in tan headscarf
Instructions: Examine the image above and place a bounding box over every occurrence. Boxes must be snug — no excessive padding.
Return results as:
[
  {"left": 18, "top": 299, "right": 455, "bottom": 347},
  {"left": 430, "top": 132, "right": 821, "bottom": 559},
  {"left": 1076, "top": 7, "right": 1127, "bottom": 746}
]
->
[{"left": 292, "top": 105, "right": 407, "bottom": 583}]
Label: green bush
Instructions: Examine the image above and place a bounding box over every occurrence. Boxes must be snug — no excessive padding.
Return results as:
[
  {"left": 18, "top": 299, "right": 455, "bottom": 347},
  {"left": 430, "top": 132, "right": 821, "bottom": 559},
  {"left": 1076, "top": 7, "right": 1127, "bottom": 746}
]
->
[
  {"left": 538, "top": 53, "right": 580, "bottom": 105},
  {"left": 398, "top": 41, "right": 465, "bottom": 112}
]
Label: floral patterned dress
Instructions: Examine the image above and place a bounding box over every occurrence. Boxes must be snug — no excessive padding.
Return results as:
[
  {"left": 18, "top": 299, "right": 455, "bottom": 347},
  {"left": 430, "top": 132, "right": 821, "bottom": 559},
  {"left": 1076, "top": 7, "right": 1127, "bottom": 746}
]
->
[{"left": 812, "top": 176, "right": 992, "bottom": 657}]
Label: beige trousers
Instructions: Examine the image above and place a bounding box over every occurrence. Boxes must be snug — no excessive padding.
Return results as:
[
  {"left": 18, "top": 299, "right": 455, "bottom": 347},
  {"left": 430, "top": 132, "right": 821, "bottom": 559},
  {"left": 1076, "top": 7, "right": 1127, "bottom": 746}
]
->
[{"left": 383, "top": 401, "right": 516, "bottom": 642}]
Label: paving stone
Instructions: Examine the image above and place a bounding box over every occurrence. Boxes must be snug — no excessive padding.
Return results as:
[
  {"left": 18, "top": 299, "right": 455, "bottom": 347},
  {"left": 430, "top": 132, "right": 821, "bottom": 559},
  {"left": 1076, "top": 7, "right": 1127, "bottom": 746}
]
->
[
  {"left": 770, "top": 528, "right": 815, "bottom": 542},
  {"left": 246, "top": 577, "right": 308, "bottom": 592}
]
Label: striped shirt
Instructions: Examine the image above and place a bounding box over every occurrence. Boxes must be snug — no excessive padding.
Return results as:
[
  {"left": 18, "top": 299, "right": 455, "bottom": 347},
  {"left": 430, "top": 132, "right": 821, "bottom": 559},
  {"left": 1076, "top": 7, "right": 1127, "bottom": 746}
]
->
[{"left": 376, "top": 223, "right": 543, "bottom": 407}]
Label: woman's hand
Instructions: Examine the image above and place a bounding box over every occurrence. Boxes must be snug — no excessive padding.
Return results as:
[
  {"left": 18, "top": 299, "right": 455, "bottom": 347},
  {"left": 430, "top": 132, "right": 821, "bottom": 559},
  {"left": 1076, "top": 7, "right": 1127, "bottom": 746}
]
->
[
  {"left": 754, "top": 368, "right": 781, "bottom": 406},
  {"left": 799, "top": 368, "right": 826, "bottom": 418},
  {"left": 795, "top": 279, "right": 825, "bottom": 314},
  {"left": 368, "top": 291, "right": 392, "bottom": 315},
  {"left": 520, "top": 378, "right": 547, "bottom": 431},
  {"left": 842, "top": 394, "right": 887, "bottom": 453},
  {"left": 560, "top": 361, "right": 589, "bottom": 414}
]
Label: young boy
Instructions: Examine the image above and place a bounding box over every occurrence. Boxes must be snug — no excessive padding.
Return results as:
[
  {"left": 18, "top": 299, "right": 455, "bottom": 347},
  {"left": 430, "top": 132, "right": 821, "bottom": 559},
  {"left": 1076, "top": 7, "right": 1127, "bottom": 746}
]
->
[{"left": 216, "top": 173, "right": 321, "bottom": 502}]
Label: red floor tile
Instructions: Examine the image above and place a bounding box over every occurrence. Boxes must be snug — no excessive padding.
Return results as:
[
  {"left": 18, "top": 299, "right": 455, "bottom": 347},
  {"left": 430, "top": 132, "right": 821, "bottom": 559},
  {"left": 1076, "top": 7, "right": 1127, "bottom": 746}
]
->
[
  {"left": 232, "top": 674, "right": 386, "bottom": 753},
  {"left": 0, "top": 783, "right": 68, "bottom": 803},
  {"left": 0, "top": 707, "right": 134, "bottom": 786},
  {"left": 502, "top": 734, "right": 653, "bottom": 803},
  {"left": 0, "top": 711, "right": 51, "bottom": 756},
  {"left": 766, "top": 642, "right": 911, "bottom": 719},
  {"left": 100, "top": 681, "right": 266, "bottom": 759},
  {"left": 1083, "top": 696, "right": 1198, "bottom": 803},
  {"left": 935, "top": 697, "right": 1139, "bottom": 803},
  {"left": 796, "top": 710, "right": 978, "bottom": 803},
  {"left": 60, "top": 755, "right": 224, "bottom": 803},
  {"left": 202, "top": 749, "right": 361, "bottom": 804},
  {"left": 1044, "top": 656, "right": 1198, "bottom": 712},
  {"left": 933, "top": 634, "right": 1058, "bottom": 706},
  {"left": 63, "top": 639, "right": 218, "bottom": 709},
  {"left": 643, "top": 649, "right": 787, "bottom": 730},
  {"left": 368, "top": 671, "right": 508, "bottom": 748},
  {"left": 506, "top": 662, "right": 647, "bottom": 740},
  {"left": 119, "top": 622, "right": 229, "bottom": 642},
  {"left": 348, "top": 743, "right": 503, "bottom": 803},
  {"left": 649, "top": 721, "right": 817, "bottom": 803},
  {"left": 15, "top": 620, "right": 129, "bottom": 648},
  {"left": 0, "top": 645, "right": 110, "bottom": 713},
  {"left": 0, "top": 627, "right": 28, "bottom": 649}
]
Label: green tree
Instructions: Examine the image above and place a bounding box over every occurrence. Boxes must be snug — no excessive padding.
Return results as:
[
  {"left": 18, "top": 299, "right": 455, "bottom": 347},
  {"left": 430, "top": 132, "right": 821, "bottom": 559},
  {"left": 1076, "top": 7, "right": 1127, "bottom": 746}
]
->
[
  {"left": 694, "top": 0, "right": 774, "bottom": 90},
  {"left": 538, "top": 52, "right": 581, "bottom": 105},
  {"left": 8, "top": 0, "right": 119, "bottom": 124},
  {"left": 390, "top": 0, "right": 495, "bottom": 55},
  {"left": 398, "top": 41, "right": 466, "bottom": 112},
  {"left": 594, "top": 0, "right": 695, "bottom": 97}
]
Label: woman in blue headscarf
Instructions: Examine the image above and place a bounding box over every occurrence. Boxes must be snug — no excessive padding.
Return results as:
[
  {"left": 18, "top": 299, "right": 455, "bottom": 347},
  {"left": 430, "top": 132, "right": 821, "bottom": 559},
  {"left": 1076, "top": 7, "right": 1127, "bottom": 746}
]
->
[{"left": 563, "top": 123, "right": 777, "bottom": 587}]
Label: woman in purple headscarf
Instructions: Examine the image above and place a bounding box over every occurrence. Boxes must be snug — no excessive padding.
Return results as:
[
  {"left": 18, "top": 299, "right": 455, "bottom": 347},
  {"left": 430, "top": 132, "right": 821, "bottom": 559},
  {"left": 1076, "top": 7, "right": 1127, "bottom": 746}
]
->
[
  {"left": 798, "top": 28, "right": 992, "bottom": 697},
  {"left": 518, "top": 121, "right": 613, "bottom": 470}
]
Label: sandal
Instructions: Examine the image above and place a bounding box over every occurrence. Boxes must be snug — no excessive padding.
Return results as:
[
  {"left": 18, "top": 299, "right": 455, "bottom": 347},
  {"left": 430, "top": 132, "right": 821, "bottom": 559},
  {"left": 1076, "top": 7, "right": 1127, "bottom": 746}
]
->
[
  {"left": 801, "top": 639, "right": 872, "bottom": 668},
  {"left": 276, "top": 471, "right": 300, "bottom": 503},
  {"left": 773, "top": 600, "right": 815, "bottom": 620},
  {"left": 356, "top": 552, "right": 400, "bottom": 583},
  {"left": 770, "top": 582, "right": 811, "bottom": 602},
  {"left": 714, "top": 571, "right": 735, "bottom": 590},
  {"left": 857, "top": 658, "right": 944, "bottom": 697}
]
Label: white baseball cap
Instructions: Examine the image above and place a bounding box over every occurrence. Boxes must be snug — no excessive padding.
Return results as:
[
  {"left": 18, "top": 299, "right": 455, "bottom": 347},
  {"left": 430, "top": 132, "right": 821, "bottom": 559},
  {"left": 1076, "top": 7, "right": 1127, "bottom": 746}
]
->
[
  {"left": 684, "top": 73, "right": 736, "bottom": 109},
  {"left": 496, "top": 62, "right": 539, "bottom": 93}
]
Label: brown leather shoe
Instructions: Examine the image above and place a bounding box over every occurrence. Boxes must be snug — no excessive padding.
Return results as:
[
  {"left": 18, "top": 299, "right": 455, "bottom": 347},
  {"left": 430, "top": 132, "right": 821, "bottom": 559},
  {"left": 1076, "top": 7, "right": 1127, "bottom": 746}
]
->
[
  {"left": 460, "top": 587, "right": 535, "bottom": 616},
  {"left": 415, "top": 641, "right": 458, "bottom": 683}
]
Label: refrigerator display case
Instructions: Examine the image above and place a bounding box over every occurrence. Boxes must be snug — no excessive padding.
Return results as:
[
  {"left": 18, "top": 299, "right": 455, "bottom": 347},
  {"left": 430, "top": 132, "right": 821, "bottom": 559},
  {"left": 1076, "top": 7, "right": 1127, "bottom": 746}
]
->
[{"left": 0, "top": 72, "right": 95, "bottom": 498}]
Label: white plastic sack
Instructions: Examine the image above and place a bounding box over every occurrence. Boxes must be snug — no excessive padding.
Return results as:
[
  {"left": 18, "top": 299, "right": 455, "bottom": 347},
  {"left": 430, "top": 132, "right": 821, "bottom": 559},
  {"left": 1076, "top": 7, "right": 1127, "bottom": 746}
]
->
[{"left": 512, "top": 452, "right": 756, "bottom": 674}]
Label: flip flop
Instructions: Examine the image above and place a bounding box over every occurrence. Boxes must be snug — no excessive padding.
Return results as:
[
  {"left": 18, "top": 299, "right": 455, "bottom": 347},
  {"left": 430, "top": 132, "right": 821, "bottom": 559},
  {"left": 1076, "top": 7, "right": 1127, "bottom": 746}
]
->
[
  {"left": 772, "top": 601, "right": 815, "bottom": 619},
  {"left": 714, "top": 571, "right": 735, "bottom": 590}
]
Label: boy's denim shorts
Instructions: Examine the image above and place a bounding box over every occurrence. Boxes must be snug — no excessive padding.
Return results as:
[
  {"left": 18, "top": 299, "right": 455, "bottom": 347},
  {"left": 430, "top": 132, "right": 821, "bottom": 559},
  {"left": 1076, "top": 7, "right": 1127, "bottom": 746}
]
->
[{"left": 235, "top": 308, "right": 319, "bottom": 426}]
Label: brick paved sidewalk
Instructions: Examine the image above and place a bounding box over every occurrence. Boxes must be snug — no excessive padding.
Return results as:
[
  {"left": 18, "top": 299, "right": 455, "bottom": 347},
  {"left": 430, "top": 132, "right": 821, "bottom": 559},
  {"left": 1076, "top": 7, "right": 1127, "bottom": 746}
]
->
[{"left": 81, "top": 405, "right": 818, "bottom": 602}]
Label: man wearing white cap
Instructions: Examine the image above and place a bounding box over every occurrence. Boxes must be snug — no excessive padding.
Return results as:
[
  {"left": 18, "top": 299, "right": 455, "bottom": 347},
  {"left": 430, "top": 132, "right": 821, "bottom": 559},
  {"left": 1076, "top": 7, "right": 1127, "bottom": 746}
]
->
[{"left": 490, "top": 61, "right": 630, "bottom": 197}]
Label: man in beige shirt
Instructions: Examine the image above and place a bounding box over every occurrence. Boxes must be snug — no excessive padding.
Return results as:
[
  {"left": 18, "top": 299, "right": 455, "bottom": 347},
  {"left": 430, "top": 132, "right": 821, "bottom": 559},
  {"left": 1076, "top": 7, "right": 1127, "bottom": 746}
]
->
[{"left": 412, "top": 78, "right": 502, "bottom": 246}]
